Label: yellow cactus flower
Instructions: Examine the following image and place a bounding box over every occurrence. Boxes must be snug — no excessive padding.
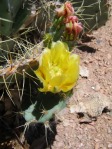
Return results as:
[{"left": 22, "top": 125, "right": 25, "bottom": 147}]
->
[{"left": 34, "top": 41, "right": 79, "bottom": 93}]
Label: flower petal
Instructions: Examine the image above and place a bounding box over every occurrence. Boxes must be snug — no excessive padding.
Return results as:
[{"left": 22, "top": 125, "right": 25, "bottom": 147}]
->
[{"left": 34, "top": 41, "right": 80, "bottom": 93}]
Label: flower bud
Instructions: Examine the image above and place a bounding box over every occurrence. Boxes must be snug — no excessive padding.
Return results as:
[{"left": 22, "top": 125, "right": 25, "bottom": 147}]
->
[
  {"left": 65, "top": 21, "right": 83, "bottom": 39},
  {"left": 65, "top": 16, "right": 78, "bottom": 23},
  {"left": 73, "top": 22, "right": 83, "bottom": 38},
  {"left": 56, "top": 1, "right": 74, "bottom": 17},
  {"left": 66, "top": 21, "right": 73, "bottom": 33},
  {"left": 65, "top": 1, "right": 74, "bottom": 16}
]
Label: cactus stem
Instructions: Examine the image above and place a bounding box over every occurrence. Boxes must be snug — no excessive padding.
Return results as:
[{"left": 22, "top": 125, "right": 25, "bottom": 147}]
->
[
  {"left": 0, "top": 56, "right": 39, "bottom": 89},
  {"left": 38, "top": 99, "right": 68, "bottom": 123}
]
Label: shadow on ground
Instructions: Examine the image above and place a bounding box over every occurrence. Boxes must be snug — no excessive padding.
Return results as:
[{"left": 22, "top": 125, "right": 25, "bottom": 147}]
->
[{"left": 77, "top": 43, "right": 96, "bottom": 53}]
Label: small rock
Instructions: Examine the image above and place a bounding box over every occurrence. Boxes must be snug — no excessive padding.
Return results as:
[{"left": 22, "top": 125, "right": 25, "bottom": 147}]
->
[
  {"left": 109, "top": 40, "right": 112, "bottom": 46},
  {"left": 70, "top": 105, "right": 75, "bottom": 113},
  {"left": 83, "top": 60, "right": 89, "bottom": 64},
  {"left": 58, "top": 142, "right": 64, "bottom": 147},
  {"left": 107, "top": 127, "right": 112, "bottom": 134},
  {"left": 91, "top": 86, "right": 95, "bottom": 90},
  {"left": 77, "top": 135, "right": 83, "bottom": 140},
  {"left": 107, "top": 53, "right": 111, "bottom": 59},
  {"left": 94, "top": 139, "right": 100, "bottom": 142},
  {"left": 80, "top": 66, "right": 89, "bottom": 78},
  {"left": 108, "top": 143, "right": 112, "bottom": 148},
  {"left": 55, "top": 135, "right": 61, "bottom": 142},
  {"left": 95, "top": 84, "right": 101, "bottom": 91},
  {"left": 95, "top": 143, "right": 100, "bottom": 149},
  {"left": 63, "top": 119, "right": 70, "bottom": 127},
  {"left": 79, "top": 143, "right": 84, "bottom": 147}
]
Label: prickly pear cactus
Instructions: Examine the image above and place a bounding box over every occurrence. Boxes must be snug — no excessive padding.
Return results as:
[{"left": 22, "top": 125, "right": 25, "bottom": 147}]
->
[
  {"left": 2, "top": 1, "right": 111, "bottom": 145},
  {"left": 0, "top": 0, "right": 31, "bottom": 36},
  {"left": 60, "top": 0, "right": 109, "bottom": 31},
  {"left": 0, "top": 1, "right": 110, "bottom": 141},
  {"left": 0, "top": 0, "right": 32, "bottom": 63},
  {"left": 74, "top": 0, "right": 109, "bottom": 31},
  {"left": 22, "top": 79, "right": 70, "bottom": 123}
]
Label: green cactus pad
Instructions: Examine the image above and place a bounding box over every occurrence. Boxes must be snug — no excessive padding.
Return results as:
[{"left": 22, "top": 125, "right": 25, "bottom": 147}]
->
[
  {"left": 23, "top": 99, "right": 67, "bottom": 123},
  {"left": 74, "top": 0, "right": 109, "bottom": 31},
  {"left": 0, "top": 0, "right": 23, "bottom": 36},
  {"left": 22, "top": 79, "right": 71, "bottom": 123}
]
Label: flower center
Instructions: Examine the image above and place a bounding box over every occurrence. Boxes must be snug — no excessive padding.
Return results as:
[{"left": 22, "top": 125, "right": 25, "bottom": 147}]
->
[{"left": 50, "top": 65, "right": 62, "bottom": 78}]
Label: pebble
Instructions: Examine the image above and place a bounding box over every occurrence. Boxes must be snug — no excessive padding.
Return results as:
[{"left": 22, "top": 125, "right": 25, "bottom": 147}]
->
[
  {"left": 77, "top": 135, "right": 83, "bottom": 140},
  {"left": 107, "top": 53, "right": 111, "bottom": 59},
  {"left": 78, "top": 143, "right": 84, "bottom": 147},
  {"left": 55, "top": 135, "right": 61, "bottom": 142},
  {"left": 91, "top": 86, "right": 95, "bottom": 90},
  {"left": 95, "top": 84, "right": 101, "bottom": 91},
  {"left": 57, "top": 142, "right": 64, "bottom": 147},
  {"left": 80, "top": 66, "right": 89, "bottom": 78},
  {"left": 107, "top": 127, "right": 112, "bottom": 134},
  {"left": 108, "top": 143, "right": 112, "bottom": 148},
  {"left": 63, "top": 119, "right": 70, "bottom": 127},
  {"left": 109, "top": 40, "right": 112, "bottom": 46}
]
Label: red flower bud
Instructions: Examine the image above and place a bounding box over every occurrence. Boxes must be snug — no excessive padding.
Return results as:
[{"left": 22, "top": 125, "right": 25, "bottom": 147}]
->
[
  {"left": 65, "top": 16, "right": 78, "bottom": 23},
  {"left": 73, "top": 22, "right": 83, "bottom": 37},
  {"left": 56, "top": 1, "right": 74, "bottom": 17},
  {"left": 66, "top": 21, "right": 73, "bottom": 33},
  {"left": 65, "top": 21, "right": 83, "bottom": 39},
  {"left": 65, "top": 1, "right": 74, "bottom": 16}
]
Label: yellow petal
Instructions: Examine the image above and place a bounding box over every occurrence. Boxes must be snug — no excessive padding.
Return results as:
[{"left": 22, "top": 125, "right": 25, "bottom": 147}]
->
[
  {"left": 51, "top": 41, "right": 69, "bottom": 64},
  {"left": 34, "top": 41, "right": 80, "bottom": 93}
]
